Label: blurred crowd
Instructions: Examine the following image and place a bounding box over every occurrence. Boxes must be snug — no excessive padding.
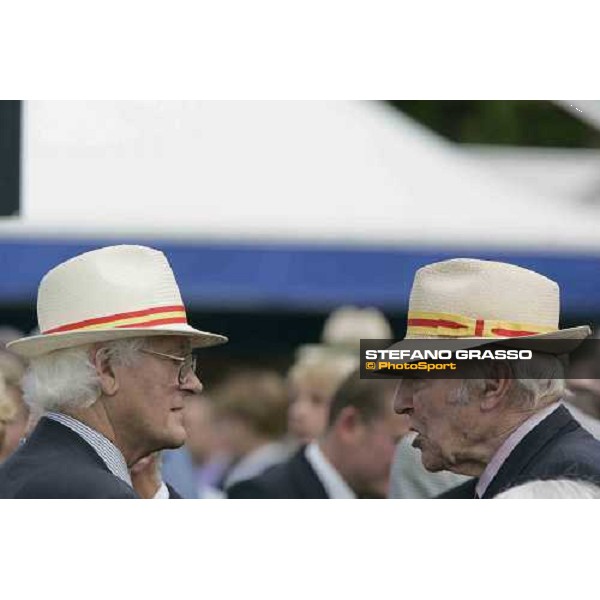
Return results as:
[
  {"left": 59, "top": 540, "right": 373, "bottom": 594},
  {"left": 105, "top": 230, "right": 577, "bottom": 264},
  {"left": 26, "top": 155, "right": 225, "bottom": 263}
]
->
[
  {"left": 161, "top": 305, "right": 408, "bottom": 499},
  {"left": 3, "top": 304, "right": 600, "bottom": 500}
]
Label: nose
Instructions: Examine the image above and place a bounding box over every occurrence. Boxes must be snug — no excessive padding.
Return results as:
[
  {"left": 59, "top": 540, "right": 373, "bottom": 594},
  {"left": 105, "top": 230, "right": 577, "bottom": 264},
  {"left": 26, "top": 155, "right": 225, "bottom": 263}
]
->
[
  {"left": 181, "top": 371, "right": 203, "bottom": 395},
  {"left": 393, "top": 381, "right": 413, "bottom": 415}
]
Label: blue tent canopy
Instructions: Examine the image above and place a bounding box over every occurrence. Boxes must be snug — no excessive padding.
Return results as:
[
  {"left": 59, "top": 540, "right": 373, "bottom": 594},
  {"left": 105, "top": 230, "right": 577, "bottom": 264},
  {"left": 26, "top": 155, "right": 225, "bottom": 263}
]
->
[{"left": 1, "top": 238, "right": 600, "bottom": 318}]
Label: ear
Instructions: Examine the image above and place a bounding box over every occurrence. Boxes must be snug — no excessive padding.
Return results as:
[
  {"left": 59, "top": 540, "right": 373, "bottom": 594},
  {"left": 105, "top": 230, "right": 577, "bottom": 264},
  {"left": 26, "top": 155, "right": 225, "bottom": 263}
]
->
[
  {"left": 334, "top": 406, "right": 364, "bottom": 441},
  {"left": 92, "top": 346, "right": 119, "bottom": 396},
  {"left": 480, "top": 363, "right": 512, "bottom": 411}
]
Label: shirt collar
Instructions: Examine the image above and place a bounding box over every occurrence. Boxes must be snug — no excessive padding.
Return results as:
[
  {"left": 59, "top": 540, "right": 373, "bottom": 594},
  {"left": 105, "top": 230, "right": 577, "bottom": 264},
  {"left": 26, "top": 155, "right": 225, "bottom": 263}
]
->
[
  {"left": 476, "top": 402, "right": 561, "bottom": 498},
  {"left": 224, "top": 442, "right": 287, "bottom": 489},
  {"left": 305, "top": 441, "right": 356, "bottom": 499},
  {"left": 46, "top": 412, "right": 133, "bottom": 488},
  {"left": 153, "top": 481, "right": 170, "bottom": 499}
]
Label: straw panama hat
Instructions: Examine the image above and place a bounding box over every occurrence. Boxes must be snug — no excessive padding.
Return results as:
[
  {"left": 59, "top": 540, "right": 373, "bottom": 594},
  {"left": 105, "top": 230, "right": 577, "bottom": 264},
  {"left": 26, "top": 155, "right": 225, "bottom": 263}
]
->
[
  {"left": 388, "top": 258, "right": 591, "bottom": 355},
  {"left": 294, "top": 305, "right": 393, "bottom": 363},
  {"left": 321, "top": 306, "right": 392, "bottom": 349},
  {"left": 7, "top": 245, "right": 228, "bottom": 358}
]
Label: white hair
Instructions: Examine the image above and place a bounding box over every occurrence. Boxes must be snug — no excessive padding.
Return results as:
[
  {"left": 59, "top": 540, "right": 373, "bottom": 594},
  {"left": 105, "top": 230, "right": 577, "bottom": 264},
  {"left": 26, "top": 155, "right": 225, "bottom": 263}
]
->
[
  {"left": 22, "top": 338, "right": 147, "bottom": 413},
  {"left": 510, "top": 353, "right": 566, "bottom": 407},
  {"left": 451, "top": 352, "right": 566, "bottom": 408},
  {"left": 496, "top": 479, "right": 600, "bottom": 499}
]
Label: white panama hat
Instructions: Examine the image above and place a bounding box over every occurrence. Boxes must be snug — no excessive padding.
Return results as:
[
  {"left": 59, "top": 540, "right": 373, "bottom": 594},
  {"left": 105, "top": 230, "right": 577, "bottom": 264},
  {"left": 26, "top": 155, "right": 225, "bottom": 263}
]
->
[
  {"left": 294, "top": 305, "right": 393, "bottom": 362},
  {"left": 388, "top": 258, "right": 591, "bottom": 355},
  {"left": 8, "top": 245, "right": 228, "bottom": 358},
  {"left": 321, "top": 305, "right": 392, "bottom": 349}
]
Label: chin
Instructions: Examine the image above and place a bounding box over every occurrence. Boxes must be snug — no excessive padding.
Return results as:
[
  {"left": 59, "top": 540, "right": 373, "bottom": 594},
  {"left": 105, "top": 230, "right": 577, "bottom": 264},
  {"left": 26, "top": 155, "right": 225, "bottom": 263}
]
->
[
  {"left": 159, "top": 439, "right": 185, "bottom": 452},
  {"left": 291, "top": 430, "right": 311, "bottom": 444},
  {"left": 160, "top": 426, "right": 187, "bottom": 450},
  {"left": 171, "top": 430, "right": 187, "bottom": 448},
  {"left": 357, "top": 486, "right": 387, "bottom": 499}
]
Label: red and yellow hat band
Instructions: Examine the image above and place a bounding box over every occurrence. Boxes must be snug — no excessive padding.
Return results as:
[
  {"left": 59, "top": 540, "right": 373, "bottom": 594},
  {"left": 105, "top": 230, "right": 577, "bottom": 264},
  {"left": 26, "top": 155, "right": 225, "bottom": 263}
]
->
[
  {"left": 406, "top": 311, "right": 556, "bottom": 339},
  {"left": 43, "top": 305, "right": 188, "bottom": 335}
]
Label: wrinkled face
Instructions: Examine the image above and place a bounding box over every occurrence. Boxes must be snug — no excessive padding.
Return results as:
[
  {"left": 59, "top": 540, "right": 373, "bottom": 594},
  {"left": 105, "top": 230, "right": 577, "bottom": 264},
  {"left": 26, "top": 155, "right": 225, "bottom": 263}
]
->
[
  {"left": 394, "top": 378, "right": 478, "bottom": 473},
  {"left": 287, "top": 377, "right": 332, "bottom": 443},
  {"left": 348, "top": 409, "right": 409, "bottom": 498},
  {"left": 109, "top": 336, "right": 202, "bottom": 461}
]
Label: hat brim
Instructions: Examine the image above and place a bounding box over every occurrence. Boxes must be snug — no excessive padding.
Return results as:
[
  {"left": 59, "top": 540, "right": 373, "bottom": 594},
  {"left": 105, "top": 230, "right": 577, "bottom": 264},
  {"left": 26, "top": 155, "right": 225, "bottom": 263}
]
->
[
  {"left": 7, "top": 323, "right": 228, "bottom": 358},
  {"left": 387, "top": 325, "right": 592, "bottom": 357}
]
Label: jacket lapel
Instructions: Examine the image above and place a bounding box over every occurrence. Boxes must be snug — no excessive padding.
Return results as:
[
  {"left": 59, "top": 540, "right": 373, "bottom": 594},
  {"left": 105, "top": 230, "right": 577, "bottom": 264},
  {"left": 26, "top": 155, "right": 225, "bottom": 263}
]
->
[{"left": 289, "top": 448, "right": 329, "bottom": 499}]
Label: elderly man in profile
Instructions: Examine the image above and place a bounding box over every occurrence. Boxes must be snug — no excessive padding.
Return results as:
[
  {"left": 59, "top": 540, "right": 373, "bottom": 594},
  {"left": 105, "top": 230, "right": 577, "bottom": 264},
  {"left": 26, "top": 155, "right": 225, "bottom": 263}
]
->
[
  {"left": 392, "top": 258, "right": 600, "bottom": 499},
  {"left": 0, "top": 245, "right": 227, "bottom": 499}
]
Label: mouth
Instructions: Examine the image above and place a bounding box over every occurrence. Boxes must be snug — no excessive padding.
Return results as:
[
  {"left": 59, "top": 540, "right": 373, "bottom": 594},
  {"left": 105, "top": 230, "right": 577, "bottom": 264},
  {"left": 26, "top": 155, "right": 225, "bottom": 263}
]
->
[{"left": 410, "top": 428, "right": 424, "bottom": 448}]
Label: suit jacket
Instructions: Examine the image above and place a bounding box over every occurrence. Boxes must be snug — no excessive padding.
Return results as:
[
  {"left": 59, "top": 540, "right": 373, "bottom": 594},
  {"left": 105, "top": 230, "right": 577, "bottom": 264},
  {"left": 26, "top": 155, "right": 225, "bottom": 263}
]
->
[
  {"left": 438, "top": 405, "right": 600, "bottom": 499},
  {"left": 166, "top": 483, "right": 182, "bottom": 499},
  {"left": 227, "top": 447, "right": 328, "bottom": 499},
  {"left": 0, "top": 417, "right": 138, "bottom": 499}
]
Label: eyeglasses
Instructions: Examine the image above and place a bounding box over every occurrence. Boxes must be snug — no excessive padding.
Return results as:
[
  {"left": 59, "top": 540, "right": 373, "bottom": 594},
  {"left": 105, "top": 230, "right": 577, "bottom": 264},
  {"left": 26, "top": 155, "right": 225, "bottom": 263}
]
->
[{"left": 140, "top": 349, "right": 198, "bottom": 386}]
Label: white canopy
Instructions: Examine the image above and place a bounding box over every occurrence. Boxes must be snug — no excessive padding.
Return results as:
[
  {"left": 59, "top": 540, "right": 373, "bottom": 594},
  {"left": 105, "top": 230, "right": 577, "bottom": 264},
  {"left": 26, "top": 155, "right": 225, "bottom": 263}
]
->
[{"left": 1, "top": 100, "right": 599, "bottom": 251}]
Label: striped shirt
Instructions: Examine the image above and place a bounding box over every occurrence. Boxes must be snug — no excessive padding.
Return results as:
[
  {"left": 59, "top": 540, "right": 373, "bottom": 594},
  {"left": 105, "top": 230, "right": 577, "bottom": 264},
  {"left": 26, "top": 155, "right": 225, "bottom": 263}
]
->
[{"left": 46, "top": 412, "right": 133, "bottom": 488}]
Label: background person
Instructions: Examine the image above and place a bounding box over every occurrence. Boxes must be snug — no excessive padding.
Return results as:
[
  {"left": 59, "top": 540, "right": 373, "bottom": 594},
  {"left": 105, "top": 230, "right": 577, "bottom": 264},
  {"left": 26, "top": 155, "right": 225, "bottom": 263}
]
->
[
  {"left": 0, "top": 374, "right": 17, "bottom": 463},
  {"left": 162, "top": 393, "right": 231, "bottom": 498},
  {"left": 0, "top": 331, "right": 31, "bottom": 463},
  {"left": 228, "top": 372, "right": 409, "bottom": 498},
  {"left": 287, "top": 349, "right": 358, "bottom": 444},
  {"left": 287, "top": 305, "right": 392, "bottom": 444},
  {"left": 562, "top": 332, "right": 600, "bottom": 437},
  {"left": 214, "top": 369, "right": 290, "bottom": 491}
]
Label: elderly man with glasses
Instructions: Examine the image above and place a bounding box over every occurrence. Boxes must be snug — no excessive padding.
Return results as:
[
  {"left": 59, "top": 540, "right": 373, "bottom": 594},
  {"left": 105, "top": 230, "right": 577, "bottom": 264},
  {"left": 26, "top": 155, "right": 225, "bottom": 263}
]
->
[{"left": 0, "top": 245, "right": 227, "bottom": 499}]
